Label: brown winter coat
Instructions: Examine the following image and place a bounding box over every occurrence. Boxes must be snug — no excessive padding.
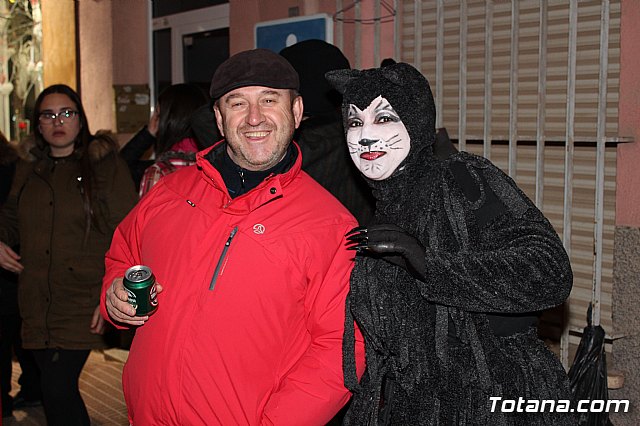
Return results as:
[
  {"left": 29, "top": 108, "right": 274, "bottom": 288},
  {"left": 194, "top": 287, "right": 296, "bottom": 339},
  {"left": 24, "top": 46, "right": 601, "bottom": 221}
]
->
[{"left": 0, "top": 138, "right": 137, "bottom": 349}]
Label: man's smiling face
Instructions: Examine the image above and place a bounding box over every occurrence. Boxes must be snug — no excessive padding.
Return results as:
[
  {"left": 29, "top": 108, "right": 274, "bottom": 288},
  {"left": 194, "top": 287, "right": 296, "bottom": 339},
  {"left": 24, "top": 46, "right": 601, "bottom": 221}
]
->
[{"left": 215, "top": 86, "right": 303, "bottom": 171}]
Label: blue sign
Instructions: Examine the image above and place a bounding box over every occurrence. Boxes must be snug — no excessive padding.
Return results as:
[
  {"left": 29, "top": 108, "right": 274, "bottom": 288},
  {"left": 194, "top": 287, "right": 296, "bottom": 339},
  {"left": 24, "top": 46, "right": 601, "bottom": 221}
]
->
[{"left": 255, "top": 14, "right": 333, "bottom": 53}]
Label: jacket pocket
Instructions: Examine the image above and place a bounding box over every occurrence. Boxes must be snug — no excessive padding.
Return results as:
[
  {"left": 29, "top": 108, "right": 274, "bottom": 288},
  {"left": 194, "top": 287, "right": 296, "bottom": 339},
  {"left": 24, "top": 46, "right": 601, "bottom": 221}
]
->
[{"left": 209, "top": 226, "right": 238, "bottom": 290}]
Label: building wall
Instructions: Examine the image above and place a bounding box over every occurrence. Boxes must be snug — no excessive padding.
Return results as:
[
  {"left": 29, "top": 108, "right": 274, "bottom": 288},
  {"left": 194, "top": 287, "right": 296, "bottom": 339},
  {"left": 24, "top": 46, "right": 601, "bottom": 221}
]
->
[
  {"left": 611, "top": 2, "right": 640, "bottom": 423},
  {"left": 82, "top": 1, "right": 394, "bottom": 135},
  {"left": 77, "top": 0, "right": 113, "bottom": 134},
  {"left": 110, "top": 0, "right": 149, "bottom": 146},
  {"left": 610, "top": 227, "right": 640, "bottom": 425},
  {"left": 617, "top": 0, "right": 640, "bottom": 228},
  {"left": 229, "top": 0, "right": 395, "bottom": 68},
  {"left": 41, "top": 0, "right": 76, "bottom": 89},
  {"left": 111, "top": 1, "right": 148, "bottom": 86},
  {"left": 76, "top": 0, "right": 147, "bottom": 138},
  {"left": 76, "top": 0, "right": 114, "bottom": 132}
]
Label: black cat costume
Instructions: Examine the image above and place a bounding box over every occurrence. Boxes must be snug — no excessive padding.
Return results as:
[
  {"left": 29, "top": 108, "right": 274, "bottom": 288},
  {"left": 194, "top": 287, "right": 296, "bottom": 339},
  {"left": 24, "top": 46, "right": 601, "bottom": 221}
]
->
[{"left": 327, "top": 63, "right": 575, "bottom": 426}]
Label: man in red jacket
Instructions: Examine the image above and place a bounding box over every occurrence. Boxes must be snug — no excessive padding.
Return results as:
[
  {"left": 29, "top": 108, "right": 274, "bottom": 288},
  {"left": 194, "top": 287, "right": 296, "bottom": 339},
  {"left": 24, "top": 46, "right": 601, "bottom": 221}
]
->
[{"left": 101, "top": 49, "right": 364, "bottom": 425}]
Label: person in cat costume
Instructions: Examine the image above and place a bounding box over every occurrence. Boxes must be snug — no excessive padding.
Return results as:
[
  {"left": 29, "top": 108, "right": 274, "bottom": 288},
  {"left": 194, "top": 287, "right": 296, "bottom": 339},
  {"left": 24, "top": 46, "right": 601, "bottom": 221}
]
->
[{"left": 326, "top": 63, "right": 575, "bottom": 425}]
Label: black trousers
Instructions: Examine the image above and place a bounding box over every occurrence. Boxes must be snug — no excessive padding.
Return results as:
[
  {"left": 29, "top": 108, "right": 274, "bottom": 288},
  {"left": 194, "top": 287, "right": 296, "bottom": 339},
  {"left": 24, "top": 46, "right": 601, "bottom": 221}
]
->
[
  {"left": 0, "top": 313, "right": 41, "bottom": 408},
  {"left": 32, "top": 348, "right": 91, "bottom": 426}
]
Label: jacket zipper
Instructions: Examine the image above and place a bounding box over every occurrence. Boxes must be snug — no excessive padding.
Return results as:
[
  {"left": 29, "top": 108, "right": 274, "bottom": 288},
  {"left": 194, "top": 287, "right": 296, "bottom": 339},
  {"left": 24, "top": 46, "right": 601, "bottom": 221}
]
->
[{"left": 209, "top": 226, "right": 238, "bottom": 290}]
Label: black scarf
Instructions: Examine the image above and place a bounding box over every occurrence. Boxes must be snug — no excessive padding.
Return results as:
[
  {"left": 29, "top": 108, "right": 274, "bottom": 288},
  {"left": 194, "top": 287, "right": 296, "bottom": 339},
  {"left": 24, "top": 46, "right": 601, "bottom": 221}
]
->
[{"left": 207, "top": 143, "right": 296, "bottom": 198}]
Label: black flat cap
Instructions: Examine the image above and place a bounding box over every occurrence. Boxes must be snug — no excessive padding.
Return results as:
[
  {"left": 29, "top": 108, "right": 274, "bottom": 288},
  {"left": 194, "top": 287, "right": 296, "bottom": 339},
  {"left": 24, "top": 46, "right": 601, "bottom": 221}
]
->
[{"left": 210, "top": 48, "right": 300, "bottom": 99}]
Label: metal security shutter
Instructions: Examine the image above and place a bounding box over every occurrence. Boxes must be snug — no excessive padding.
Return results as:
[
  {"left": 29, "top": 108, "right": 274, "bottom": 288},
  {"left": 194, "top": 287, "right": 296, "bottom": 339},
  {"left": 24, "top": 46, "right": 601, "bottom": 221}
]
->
[
  {"left": 400, "top": 0, "right": 620, "bottom": 140},
  {"left": 399, "top": 0, "right": 622, "bottom": 365}
]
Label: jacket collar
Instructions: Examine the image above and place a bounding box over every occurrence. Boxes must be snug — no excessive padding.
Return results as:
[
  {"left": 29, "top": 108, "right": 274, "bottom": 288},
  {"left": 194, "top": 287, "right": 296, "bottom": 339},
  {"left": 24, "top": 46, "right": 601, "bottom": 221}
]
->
[
  {"left": 195, "top": 139, "right": 303, "bottom": 214},
  {"left": 30, "top": 144, "right": 81, "bottom": 162}
]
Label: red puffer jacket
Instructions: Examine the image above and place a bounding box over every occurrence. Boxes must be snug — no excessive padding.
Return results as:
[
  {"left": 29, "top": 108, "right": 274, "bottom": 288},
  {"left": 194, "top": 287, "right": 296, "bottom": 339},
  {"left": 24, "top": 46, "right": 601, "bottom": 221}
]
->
[{"left": 101, "top": 142, "right": 365, "bottom": 425}]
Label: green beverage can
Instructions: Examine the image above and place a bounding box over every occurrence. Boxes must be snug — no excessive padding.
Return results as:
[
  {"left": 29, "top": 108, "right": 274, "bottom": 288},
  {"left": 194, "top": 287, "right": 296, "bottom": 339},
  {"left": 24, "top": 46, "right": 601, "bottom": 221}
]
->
[{"left": 123, "top": 265, "right": 158, "bottom": 316}]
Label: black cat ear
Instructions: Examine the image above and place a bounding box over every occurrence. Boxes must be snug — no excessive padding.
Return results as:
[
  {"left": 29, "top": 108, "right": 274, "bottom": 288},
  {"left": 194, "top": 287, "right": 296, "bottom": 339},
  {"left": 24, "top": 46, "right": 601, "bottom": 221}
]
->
[
  {"left": 325, "top": 69, "right": 362, "bottom": 95},
  {"left": 381, "top": 62, "right": 432, "bottom": 92},
  {"left": 379, "top": 63, "right": 404, "bottom": 85}
]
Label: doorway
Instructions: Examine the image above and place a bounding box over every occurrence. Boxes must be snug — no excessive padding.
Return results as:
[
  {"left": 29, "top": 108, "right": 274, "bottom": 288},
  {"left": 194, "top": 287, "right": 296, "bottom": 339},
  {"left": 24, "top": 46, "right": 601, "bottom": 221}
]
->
[{"left": 151, "top": 3, "right": 229, "bottom": 104}]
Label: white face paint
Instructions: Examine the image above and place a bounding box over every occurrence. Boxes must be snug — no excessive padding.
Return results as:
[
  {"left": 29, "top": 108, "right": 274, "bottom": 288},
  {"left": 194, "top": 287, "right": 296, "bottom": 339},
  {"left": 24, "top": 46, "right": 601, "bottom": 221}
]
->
[{"left": 346, "top": 95, "right": 410, "bottom": 180}]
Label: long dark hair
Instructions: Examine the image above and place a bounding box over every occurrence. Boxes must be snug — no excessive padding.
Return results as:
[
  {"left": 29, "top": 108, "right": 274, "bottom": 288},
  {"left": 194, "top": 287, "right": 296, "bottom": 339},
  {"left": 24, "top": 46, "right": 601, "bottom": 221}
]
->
[
  {"left": 155, "top": 83, "right": 208, "bottom": 154},
  {"left": 32, "top": 84, "right": 117, "bottom": 244}
]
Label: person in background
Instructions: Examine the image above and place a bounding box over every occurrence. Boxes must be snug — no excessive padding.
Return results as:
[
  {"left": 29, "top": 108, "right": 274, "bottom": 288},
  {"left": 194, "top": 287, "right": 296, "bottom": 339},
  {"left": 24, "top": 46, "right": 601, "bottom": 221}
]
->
[
  {"left": 0, "top": 84, "right": 137, "bottom": 426},
  {"left": 137, "top": 84, "right": 208, "bottom": 196},
  {"left": 280, "top": 39, "right": 375, "bottom": 225},
  {"left": 189, "top": 101, "right": 223, "bottom": 150},
  {"left": 0, "top": 134, "right": 41, "bottom": 419},
  {"left": 120, "top": 83, "right": 209, "bottom": 193},
  {"left": 102, "top": 48, "right": 365, "bottom": 425},
  {"left": 327, "top": 63, "right": 574, "bottom": 425},
  {"left": 119, "top": 108, "right": 156, "bottom": 189}
]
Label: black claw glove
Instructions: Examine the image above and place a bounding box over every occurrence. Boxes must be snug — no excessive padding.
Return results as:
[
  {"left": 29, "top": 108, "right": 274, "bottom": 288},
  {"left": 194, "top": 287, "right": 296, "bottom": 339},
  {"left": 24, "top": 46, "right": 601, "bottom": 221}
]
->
[{"left": 346, "top": 224, "right": 427, "bottom": 281}]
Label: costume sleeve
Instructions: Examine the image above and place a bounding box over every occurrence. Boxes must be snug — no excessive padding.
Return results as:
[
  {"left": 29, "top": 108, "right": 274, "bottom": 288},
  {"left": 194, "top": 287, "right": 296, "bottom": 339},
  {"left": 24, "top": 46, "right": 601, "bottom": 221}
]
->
[
  {"left": 261, "top": 223, "right": 366, "bottom": 426},
  {"left": 419, "top": 164, "right": 572, "bottom": 314}
]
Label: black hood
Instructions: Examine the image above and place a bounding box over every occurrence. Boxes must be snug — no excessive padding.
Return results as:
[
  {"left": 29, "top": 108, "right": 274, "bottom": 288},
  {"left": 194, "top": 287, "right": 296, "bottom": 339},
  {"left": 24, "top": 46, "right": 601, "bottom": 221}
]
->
[
  {"left": 326, "top": 62, "right": 437, "bottom": 171},
  {"left": 280, "top": 39, "right": 350, "bottom": 117}
]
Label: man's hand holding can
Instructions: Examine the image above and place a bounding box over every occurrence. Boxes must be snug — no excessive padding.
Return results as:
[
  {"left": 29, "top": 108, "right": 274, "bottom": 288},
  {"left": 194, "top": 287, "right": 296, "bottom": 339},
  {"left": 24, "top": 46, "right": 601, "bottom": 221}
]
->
[{"left": 105, "top": 275, "right": 163, "bottom": 326}]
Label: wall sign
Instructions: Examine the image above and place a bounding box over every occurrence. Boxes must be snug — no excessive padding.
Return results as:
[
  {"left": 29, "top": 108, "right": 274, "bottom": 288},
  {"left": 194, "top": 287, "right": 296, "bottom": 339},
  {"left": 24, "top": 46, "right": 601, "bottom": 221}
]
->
[
  {"left": 114, "top": 85, "right": 151, "bottom": 134},
  {"left": 255, "top": 13, "right": 333, "bottom": 53}
]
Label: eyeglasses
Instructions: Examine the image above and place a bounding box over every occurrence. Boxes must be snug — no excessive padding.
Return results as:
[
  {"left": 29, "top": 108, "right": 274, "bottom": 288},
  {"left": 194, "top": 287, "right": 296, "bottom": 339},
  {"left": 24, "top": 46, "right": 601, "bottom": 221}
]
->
[{"left": 39, "top": 109, "right": 79, "bottom": 125}]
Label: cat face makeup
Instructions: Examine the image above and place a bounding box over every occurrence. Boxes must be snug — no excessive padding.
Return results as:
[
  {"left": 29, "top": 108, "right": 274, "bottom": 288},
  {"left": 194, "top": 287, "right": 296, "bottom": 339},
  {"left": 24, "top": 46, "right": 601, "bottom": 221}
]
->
[{"left": 346, "top": 95, "right": 410, "bottom": 180}]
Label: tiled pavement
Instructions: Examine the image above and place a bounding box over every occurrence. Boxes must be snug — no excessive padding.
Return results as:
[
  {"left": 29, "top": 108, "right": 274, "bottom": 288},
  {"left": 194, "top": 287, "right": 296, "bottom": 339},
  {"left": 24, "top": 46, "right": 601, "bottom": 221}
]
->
[{"left": 3, "top": 349, "right": 129, "bottom": 426}]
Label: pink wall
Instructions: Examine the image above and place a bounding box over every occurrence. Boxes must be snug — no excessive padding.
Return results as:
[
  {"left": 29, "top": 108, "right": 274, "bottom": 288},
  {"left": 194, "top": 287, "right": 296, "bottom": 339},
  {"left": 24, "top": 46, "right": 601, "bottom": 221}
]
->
[
  {"left": 78, "top": 1, "right": 148, "bottom": 136},
  {"left": 112, "top": 1, "right": 149, "bottom": 86},
  {"left": 78, "top": 1, "right": 114, "bottom": 134},
  {"left": 617, "top": 0, "right": 640, "bottom": 227}
]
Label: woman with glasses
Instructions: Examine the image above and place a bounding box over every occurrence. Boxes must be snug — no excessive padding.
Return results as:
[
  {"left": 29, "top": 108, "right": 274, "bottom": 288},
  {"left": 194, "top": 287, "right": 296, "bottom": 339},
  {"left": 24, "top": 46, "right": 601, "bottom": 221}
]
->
[{"left": 0, "top": 84, "right": 137, "bottom": 425}]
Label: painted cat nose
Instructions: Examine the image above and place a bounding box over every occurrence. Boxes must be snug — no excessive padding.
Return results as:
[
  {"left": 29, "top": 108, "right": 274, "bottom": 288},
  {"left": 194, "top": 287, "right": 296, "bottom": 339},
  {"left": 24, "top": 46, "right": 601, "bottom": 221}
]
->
[{"left": 359, "top": 138, "right": 378, "bottom": 147}]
